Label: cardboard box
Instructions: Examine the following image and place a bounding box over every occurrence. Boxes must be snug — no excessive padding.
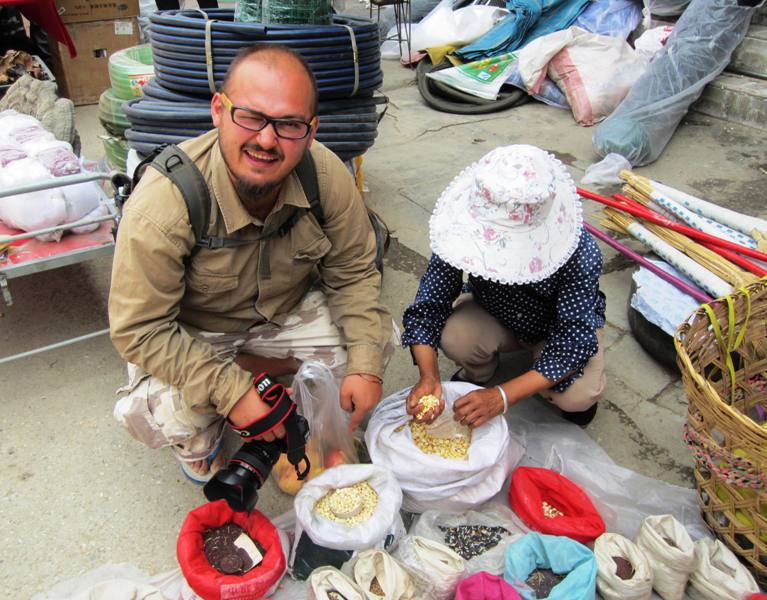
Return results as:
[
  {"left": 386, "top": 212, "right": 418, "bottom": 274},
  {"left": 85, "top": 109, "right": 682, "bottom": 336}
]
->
[
  {"left": 57, "top": 0, "right": 139, "bottom": 24},
  {"left": 49, "top": 18, "right": 140, "bottom": 105}
]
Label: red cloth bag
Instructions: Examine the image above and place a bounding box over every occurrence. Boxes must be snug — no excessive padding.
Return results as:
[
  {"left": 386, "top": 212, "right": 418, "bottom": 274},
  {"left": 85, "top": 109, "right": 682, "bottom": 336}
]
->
[
  {"left": 509, "top": 466, "right": 605, "bottom": 544},
  {"left": 177, "top": 500, "right": 286, "bottom": 600},
  {"left": 455, "top": 571, "right": 523, "bottom": 600}
]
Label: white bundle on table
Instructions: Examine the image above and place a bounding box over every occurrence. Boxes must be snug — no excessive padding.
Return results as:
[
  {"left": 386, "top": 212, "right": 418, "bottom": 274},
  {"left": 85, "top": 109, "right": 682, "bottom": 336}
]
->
[{"left": 0, "top": 109, "right": 103, "bottom": 240}]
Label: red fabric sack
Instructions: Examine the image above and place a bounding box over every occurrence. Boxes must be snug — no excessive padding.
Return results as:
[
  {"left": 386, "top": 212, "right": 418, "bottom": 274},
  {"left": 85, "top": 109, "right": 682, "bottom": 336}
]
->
[
  {"left": 509, "top": 467, "right": 605, "bottom": 544},
  {"left": 455, "top": 571, "right": 523, "bottom": 600},
  {"left": 177, "top": 500, "right": 286, "bottom": 600}
]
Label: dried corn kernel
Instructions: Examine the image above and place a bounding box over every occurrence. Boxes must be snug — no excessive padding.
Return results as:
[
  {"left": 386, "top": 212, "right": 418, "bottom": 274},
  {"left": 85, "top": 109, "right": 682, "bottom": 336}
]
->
[
  {"left": 314, "top": 481, "right": 379, "bottom": 527},
  {"left": 415, "top": 394, "right": 440, "bottom": 420},
  {"left": 542, "top": 501, "right": 564, "bottom": 518},
  {"left": 409, "top": 421, "right": 472, "bottom": 460}
]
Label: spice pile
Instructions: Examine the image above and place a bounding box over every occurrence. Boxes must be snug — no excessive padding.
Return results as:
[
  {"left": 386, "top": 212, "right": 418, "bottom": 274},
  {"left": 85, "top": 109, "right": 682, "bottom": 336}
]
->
[
  {"left": 542, "top": 501, "right": 564, "bottom": 518},
  {"left": 410, "top": 420, "right": 472, "bottom": 459},
  {"left": 314, "top": 481, "right": 379, "bottom": 526},
  {"left": 525, "top": 568, "right": 565, "bottom": 598},
  {"left": 438, "top": 524, "right": 510, "bottom": 560},
  {"left": 203, "top": 522, "right": 264, "bottom": 575},
  {"left": 612, "top": 555, "right": 634, "bottom": 579}
]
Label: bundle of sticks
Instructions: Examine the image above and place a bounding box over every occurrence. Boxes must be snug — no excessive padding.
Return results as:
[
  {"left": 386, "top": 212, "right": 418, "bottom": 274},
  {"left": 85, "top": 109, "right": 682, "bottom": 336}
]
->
[{"left": 579, "top": 173, "right": 767, "bottom": 305}]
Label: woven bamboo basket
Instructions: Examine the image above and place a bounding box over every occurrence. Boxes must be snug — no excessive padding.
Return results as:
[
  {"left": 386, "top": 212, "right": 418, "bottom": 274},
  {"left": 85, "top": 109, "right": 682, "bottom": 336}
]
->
[{"left": 675, "top": 279, "right": 767, "bottom": 584}]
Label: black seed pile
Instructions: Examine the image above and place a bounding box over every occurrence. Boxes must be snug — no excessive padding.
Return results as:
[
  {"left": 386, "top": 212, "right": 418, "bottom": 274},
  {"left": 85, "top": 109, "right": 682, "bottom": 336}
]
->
[
  {"left": 526, "top": 568, "right": 565, "bottom": 598},
  {"left": 203, "top": 522, "right": 263, "bottom": 575},
  {"left": 438, "top": 524, "right": 511, "bottom": 560}
]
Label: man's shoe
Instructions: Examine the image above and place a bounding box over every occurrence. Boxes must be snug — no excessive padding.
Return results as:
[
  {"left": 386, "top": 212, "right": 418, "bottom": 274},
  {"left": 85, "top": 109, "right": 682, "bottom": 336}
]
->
[{"left": 561, "top": 403, "right": 598, "bottom": 427}]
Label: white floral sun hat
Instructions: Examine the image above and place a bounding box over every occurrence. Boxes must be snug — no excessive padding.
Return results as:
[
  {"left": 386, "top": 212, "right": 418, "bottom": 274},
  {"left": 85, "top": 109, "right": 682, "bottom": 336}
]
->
[{"left": 429, "top": 144, "right": 582, "bottom": 285}]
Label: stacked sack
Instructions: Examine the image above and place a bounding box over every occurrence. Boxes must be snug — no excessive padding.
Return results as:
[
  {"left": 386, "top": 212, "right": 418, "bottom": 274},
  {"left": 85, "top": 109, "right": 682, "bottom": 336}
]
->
[
  {"left": 365, "top": 381, "right": 523, "bottom": 513},
  {"left": 99, "top": 45, "right": 154, "bottom": 172},
  {"left": 0, "top": 110, "right": 106, "bottom": 240}
]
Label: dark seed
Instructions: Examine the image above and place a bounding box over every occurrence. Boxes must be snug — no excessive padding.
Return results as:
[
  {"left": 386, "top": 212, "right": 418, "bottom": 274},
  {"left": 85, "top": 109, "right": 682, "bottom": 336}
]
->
[
  {"left": 612, "top": 556, "right": 634, "bottom": 580},
  {"left": 526, "top": 568, "right": 565, "bottom": 598}
]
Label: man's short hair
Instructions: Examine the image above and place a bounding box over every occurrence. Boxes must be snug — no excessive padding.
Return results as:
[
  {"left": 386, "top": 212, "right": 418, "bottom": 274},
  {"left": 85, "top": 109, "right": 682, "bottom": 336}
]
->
[{"left": 220, "top": 44, "right": 319, "bottom": 117}]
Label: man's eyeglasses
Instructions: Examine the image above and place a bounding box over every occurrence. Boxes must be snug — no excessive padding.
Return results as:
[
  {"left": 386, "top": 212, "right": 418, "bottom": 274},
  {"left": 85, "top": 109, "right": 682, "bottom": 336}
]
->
[{"left": 219, "top": 93, "right": 315, "bottom": 140}]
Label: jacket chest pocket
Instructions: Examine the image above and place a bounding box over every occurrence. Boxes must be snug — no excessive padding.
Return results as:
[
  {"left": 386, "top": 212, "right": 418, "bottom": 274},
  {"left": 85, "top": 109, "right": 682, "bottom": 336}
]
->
[{"left": 184, "top": 264, "right": 240, "bottom": 310}]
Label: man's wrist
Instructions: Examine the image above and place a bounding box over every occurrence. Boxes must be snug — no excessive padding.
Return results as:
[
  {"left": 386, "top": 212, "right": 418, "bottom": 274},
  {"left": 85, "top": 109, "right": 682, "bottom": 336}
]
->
[{"left": 352, "top": 372, "right": 383, "bottom": 384}]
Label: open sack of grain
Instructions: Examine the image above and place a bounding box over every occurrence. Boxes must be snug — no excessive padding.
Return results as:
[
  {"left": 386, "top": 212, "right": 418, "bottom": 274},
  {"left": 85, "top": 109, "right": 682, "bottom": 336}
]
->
[
  {"left": 365, "top": 382, "right": 523, "bottom": 513},
  {"left": 291, "top": 464, "right": 406, "bottom": 580}
]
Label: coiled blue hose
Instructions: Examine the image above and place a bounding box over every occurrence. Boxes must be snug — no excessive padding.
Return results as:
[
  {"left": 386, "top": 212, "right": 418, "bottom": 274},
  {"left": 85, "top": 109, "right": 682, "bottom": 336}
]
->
[{"left": 148, "top": 10, "right": 383, "bottom": 99}]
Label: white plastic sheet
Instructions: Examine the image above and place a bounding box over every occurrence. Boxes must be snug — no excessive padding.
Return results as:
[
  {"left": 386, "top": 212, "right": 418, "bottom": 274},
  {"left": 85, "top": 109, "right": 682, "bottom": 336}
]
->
[{"left": 410, "top": 0, "right": 508, "bottom": 51}]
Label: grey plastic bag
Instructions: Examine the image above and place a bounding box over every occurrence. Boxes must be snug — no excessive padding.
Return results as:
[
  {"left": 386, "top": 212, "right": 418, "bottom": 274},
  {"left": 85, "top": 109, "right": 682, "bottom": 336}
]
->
[{"left": 593, "top": 0, "right": 761, "bottom": 166}]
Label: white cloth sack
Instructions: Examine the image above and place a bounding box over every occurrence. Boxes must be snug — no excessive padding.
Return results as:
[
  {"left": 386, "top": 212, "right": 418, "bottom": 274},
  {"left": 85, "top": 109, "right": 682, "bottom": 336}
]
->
[
  {"left": 352, "top": 550, "right": 415, "bottom": 600},
  {"left": 308, "top": 566, "right": 366, "bottom": 600},
  {"left": 518, "top": 26, "right": 647, "bottom": 126},
  {"left": 412, "top": 502, "right": 528, "bottom": 575},
  {"left": 293, "top": 464, "right": 405, "bottom": 556},
  {"left": 0, "top": 158, "right": 67, "bottom": 232},
  {"left": 635, "top": 514, "right": 695, "bottom": 600},
  {"left": 594, "top": 532, "right": 654, "bottom": 600},
  {"left": 391, "top": 535, "right": 465, "bottom": 600},
  {"left": 365, "top": 382, "right": 522, "bottom": 513},
  {"left": 688, "top": 538, "right": 759, "bottom": 600}
]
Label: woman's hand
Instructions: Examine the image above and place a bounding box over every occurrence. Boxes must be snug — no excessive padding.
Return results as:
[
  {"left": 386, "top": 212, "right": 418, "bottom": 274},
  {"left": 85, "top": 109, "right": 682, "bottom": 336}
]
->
[
  {"left": 452, "top": 386, "right": 504, "bottom": 429},
  {"left": 406, "top": 375, "right": 444, "bottom": 423}
]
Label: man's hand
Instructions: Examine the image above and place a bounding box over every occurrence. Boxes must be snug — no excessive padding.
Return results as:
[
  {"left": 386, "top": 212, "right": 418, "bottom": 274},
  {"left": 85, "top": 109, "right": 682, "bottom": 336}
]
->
[
  {"left": 340, "top": 374, "right": 383, "bottom": 432},
  {"left": 452, "top": 386, "right": 504, "bottom": 429},
  {"left": 406, "top": 375, "right": 444, "bottom": 423},
  {"left": 228, "top": 386, "right": 286, "bottom": 442}
]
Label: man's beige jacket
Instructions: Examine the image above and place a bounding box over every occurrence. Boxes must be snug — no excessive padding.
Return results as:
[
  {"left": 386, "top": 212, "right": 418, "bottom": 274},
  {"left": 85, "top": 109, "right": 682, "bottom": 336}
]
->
[{"left": 109, "top": 130, "right": 392, "bottom": 417}]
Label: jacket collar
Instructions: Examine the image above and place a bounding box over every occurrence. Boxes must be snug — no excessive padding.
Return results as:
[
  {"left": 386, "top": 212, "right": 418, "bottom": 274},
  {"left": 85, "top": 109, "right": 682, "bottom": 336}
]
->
[{"left": 209, "top": 136, "right": 312, "bottom": 235}]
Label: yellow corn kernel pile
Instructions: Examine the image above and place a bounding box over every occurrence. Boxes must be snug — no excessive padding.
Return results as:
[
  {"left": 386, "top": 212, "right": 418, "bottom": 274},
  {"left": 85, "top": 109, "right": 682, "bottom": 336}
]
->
[
  {"left": 314, "top": 481, "right": 378, "bottom": 526},
  {"left": 542, "top": 501, "right": 564, "bottom": 518},
  {"left": 409, "top": 421, "right": 472, "bottom": 460},
  {"left": 415, "top": 394, "right": 440, "bottom": 420}
]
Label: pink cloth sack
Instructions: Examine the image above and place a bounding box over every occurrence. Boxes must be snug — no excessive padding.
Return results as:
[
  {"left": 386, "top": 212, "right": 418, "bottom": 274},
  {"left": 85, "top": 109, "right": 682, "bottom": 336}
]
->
[{"left": 455, "top": 571, "right": 523, "bottom": 600}]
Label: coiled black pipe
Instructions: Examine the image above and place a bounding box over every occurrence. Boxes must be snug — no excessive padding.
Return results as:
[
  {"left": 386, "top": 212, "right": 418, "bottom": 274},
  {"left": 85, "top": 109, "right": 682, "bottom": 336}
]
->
[{"left": 148, "top": 10, "right": 383, "bottom": 99}]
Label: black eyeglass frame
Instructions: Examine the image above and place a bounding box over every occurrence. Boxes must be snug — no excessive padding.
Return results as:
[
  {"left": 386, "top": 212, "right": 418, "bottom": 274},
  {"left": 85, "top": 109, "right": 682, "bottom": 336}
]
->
[{"left": 219, "top": 92, "right": 316, "bottom": 140}]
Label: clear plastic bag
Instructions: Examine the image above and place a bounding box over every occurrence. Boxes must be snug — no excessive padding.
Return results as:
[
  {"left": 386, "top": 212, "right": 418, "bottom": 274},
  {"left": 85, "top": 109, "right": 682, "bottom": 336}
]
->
[
  {"left": 392, "top": 535, "right": 466, "bottom": 600},
  {"left": 412, "top": 502, "right": 529, "bottom": 575},
  {"left": 581, "top": 153, "right": 633, "bottom": 185},
  {"left": 28, "top": 139, "right": 80, "bottom": 176},
  {"left": 593, "top": 0, "right": 760, "bottom": 166},
  {"left": 0, "top": 143, "right": 27, "bottom": 167},
  {"left": 272, "top": 362, "right": 358, "bottom": 495},
  {"left": 574, "top": 0, "right": 643, "bottom": 39}
]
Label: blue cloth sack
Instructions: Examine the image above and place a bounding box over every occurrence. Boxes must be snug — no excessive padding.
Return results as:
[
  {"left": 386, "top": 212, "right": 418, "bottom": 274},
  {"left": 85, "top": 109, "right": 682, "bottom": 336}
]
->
[
  {"left": 503, "top": 533, "right": 597, "bottom": 600},
  {"left": 574, "top": 0, "right": 642, "bottom": 39}
]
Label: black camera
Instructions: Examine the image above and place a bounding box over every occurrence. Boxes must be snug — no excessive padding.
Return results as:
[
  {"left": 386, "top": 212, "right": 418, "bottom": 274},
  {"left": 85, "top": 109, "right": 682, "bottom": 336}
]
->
[
  {"left": 204, "top": 414, "right": 310, "bottom": 512},
  {"left": 203, "top": 372, "right": 311, "bottom": 512}
]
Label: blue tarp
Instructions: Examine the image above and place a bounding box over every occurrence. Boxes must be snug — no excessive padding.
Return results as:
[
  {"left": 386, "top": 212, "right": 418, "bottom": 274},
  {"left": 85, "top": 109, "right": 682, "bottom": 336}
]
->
[{"left": 455, "top": 0, "right": 591, "bottom": 62}]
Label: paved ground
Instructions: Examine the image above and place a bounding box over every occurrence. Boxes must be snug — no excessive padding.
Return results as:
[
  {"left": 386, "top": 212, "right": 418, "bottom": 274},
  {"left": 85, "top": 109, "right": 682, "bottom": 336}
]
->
[{"left": 1, "top": 55, "right": 766, "bottom": 596}]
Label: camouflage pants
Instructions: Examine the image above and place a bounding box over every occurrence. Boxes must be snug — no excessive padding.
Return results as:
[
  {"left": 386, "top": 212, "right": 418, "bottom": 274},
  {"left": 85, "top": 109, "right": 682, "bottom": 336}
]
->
[{"left": 114, "top": 289, "right": 398, "bottom": 462}]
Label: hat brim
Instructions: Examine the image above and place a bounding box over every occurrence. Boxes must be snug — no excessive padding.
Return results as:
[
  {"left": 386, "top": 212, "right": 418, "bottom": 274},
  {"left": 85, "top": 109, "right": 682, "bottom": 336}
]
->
[{"left": 429, "top": 154, "right": 582, "bottom": 285}]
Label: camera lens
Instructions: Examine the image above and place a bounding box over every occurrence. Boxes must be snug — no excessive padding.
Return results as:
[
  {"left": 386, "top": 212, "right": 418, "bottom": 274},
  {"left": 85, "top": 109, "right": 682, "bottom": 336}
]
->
[{"left": 204, "top": 440, "right": 282, "bottom": 512}]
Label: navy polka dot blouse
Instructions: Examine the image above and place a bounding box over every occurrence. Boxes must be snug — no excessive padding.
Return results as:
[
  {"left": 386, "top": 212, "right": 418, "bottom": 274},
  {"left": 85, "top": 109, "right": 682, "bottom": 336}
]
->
[{"left": 402, "top": 228, "right": 607, "bottom": 392}]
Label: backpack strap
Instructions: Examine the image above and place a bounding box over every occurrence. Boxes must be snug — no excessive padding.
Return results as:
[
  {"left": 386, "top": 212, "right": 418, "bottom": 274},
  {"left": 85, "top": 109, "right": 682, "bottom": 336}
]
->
[{"left": 295, "top": 151, "right": 325, "bottom": 229}]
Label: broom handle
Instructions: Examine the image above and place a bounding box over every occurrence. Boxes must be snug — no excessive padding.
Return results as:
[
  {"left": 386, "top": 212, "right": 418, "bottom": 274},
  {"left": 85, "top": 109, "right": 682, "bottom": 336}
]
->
[
  {"left": 699, "top": 242, "right": 767, "bottom": 277},
  {"left": 584, "top": 222, "right": 713, "bottom": 304},
  {"left": 577, "top": 188, "right": 767, "bottom": 263}
]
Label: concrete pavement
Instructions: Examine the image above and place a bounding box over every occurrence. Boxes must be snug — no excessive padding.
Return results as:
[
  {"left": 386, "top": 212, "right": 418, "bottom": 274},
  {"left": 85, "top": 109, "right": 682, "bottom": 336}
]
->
[{"left": 1, "top": 57, "right": 765, "bottom": 597}]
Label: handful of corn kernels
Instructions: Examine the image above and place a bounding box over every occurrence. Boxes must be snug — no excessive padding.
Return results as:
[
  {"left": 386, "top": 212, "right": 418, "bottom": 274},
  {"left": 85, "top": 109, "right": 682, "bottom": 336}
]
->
[
  {"left": 314, "top": 481, "right": 378, "bottom": 526},
  {"left": 415, "top": 394, "right": 440, "bottom": 420},
  {"left": 542, "top": 501, "right": 564, "bottom": 518},
  {"left": 409, "top": 420, "right": 472, "bottom": 460}
]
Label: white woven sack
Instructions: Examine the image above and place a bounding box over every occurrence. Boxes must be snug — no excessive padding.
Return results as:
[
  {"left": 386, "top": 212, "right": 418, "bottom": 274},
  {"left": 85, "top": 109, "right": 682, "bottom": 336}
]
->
[
  {"left": 353, "top": 550, "right": 415, "bottom": 600},
  {"left": 294, "top": 464, "right": 403, "bottom": 551},
  {"left": 688, "top": 538, "right": 759, "bottom": 600},
  {"left": 635, "top": 514, "right": 695, "bottom": 600},
  {"left": 412, "top": 502, "right": 528, "bottom": 575},
  {"left": 392, "top": 535, "right": 465, "bottom": 600},
  {"left": 594, "top": 532, "right": 653, "bottom": 600},
  {"left": 308, "top": 566, "right": 366, "bottom": 600},
  {"left": 365, "top": 382, "right": 522, "bottom": 513}
]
